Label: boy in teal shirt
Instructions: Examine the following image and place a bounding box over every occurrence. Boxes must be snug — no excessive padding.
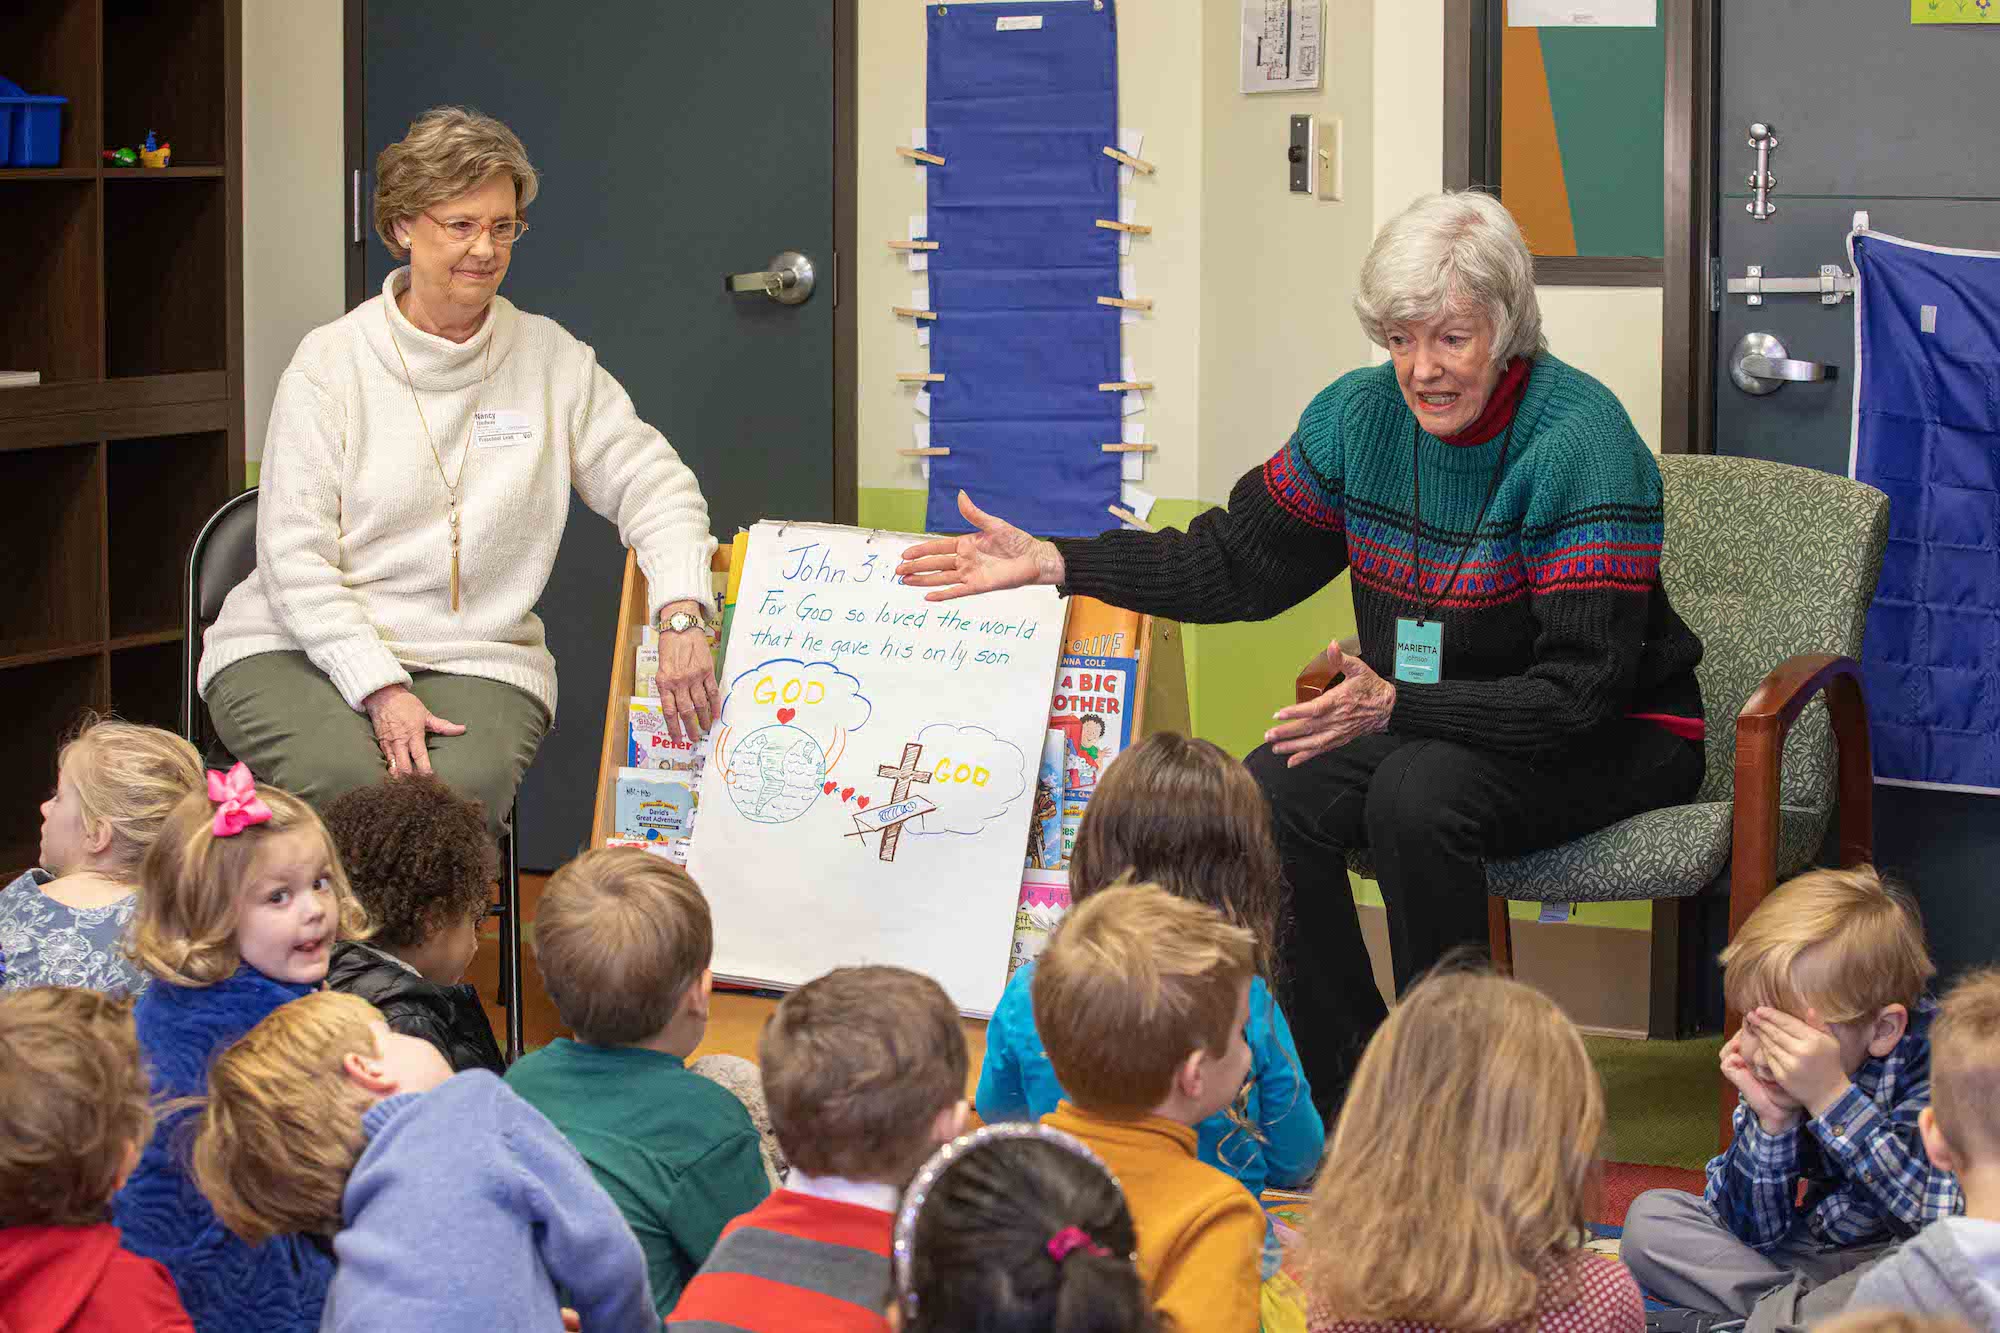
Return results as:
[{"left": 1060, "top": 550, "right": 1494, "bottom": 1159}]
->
[{"left": 506, "top": 848, "right": 771, "bottom": 1318}]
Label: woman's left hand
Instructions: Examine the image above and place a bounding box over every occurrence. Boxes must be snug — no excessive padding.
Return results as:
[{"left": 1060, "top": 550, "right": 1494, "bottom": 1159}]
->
[
  {"left": 1264, "top": 640, "right": 1397, "bottom": 768},
  {"left": 654, "top": 601, "right": 720, "bottom": 743}
]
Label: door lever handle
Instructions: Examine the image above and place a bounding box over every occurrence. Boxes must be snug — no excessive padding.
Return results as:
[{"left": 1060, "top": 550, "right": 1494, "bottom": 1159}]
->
[
  {"left": 1730, "top": 332, "right": 1837, "bottom": 396},
  {"left": 723, "top": 251, "right": 815, "bottom": 306},
  {"left": 1741, "top": 354, "right": 1830, "bottom": 383}
]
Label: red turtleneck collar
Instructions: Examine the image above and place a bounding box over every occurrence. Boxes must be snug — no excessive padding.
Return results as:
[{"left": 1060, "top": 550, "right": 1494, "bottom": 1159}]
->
[{"left": 1439, "top": 356, "right": 1531, "bottom": 446}]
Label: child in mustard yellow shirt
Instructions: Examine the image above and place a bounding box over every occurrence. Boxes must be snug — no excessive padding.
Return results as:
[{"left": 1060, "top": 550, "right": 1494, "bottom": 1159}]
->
[{"left": 1035, "top": 883, "right": 1266, "bottom": 1333}]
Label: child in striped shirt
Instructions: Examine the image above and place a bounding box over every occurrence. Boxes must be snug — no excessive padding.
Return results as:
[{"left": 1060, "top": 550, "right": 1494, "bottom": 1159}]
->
[{"left": 667, "top": 966, "right": 970, "bottom": 1333}]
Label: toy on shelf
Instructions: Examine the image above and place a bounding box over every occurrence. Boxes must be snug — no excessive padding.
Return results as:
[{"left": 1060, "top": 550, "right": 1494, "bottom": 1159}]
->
[{"left": 103, "top": 130, "right": 170, "bottom": 169}]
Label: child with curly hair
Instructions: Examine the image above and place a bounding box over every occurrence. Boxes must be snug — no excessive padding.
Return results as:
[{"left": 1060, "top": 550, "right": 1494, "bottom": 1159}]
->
[{"left": 322, "top": 776, "right": 503, "bottom": 1074}]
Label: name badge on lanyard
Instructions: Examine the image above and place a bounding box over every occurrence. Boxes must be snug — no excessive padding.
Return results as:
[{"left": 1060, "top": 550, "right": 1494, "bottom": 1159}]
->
[{"left": 1394, "top": 617, "right": 1442, "bottom": 684}]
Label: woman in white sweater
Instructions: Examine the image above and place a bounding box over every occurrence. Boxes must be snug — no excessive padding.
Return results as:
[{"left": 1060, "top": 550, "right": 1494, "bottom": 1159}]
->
[{"left": 199, "top": 107, "right": 718, "bottom": 841}]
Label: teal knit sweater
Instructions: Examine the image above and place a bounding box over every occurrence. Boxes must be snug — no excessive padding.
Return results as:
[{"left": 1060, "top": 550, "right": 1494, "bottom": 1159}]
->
[{"left": 1054, "top": 355, "right": 1704, "bottom": 757}]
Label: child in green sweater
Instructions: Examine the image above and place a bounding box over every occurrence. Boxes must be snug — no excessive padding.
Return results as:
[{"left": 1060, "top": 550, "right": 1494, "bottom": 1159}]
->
[{"left": 505, "top": 848, "right": 772, "bottom": 1318}]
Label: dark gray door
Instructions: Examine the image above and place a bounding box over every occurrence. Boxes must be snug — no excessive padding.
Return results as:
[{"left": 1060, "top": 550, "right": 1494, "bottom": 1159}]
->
[
  {"left": 1713, "top": 1, "right": 2000, "bottom": 973},
  {"left": 360, "top": 2, "right": 841, "bottom": 867}
]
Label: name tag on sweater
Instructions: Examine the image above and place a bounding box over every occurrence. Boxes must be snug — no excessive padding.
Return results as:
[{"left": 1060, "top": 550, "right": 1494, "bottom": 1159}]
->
[
  {"left": 472, "top": 409, "right": 535, "bottom": 448},
  {"left": 1394, "top": 618, "right": 1442, "bottom": 684}
]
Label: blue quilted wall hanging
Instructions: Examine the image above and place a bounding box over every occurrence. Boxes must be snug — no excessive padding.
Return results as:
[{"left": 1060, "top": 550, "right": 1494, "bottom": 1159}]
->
[{"left": 1848, "top": 226, "right": 2000, "bottom": 795}]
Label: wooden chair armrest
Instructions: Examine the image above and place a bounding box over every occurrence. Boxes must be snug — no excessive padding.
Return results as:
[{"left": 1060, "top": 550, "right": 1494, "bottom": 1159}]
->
[
  {"left": 1297, "top": 650, "right": 1336, "bottom": 703},
  {"left": 1720, "top": 653, "right": 1874, "bottom": 1149},
  {"left": 1294, "top": 636, "right": 1361, "bottom": 704},
  {"left": 1728, "top": 653, "right": 1873, "bottom": 935}
]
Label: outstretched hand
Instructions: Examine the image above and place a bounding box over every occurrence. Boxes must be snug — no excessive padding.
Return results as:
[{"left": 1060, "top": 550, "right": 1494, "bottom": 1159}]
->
[
  {"left": 897, "top": 491, "right": 1065, "bottom": 602},
  {"left": 1262, "top": 640, "right": 1396, "bottom": 767}
]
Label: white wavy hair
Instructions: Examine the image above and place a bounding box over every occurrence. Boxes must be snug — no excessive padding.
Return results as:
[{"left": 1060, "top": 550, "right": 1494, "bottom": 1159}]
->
[{"left": 1353, "top": 190, "right": 1545, "bottom": 366}]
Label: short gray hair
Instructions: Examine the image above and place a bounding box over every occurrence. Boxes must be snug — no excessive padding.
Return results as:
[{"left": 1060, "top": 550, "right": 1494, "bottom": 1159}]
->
[
  {"left": 1354, "top": 190, "right": 1545, "bottom": 366},
  {"left": 373, "top": 106, "right": 540, "bottom": 260}
]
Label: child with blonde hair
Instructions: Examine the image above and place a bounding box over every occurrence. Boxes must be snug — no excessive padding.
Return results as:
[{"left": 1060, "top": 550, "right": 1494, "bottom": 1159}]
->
[
  {"left": 113, "top": 766, "right": 369, "bottom": 1333},
  {"left": 1849, "top": 968, "right": 2000, "bottom": 1324},
  {"left": 507, "top": 847, "right": 772, "bottom": 1318},
  {"left": 0, "top": 986, "right": 192, "bottom": 1331},
  {"left": 1622, "top": 866, "right": 1953, "bottom": 1327},
  {"left": 980, "top": 733, "right": 1323, "bottom": 1224},
  {"left": 2, "top": 717, "right": 203, "bottom": 995},
  {"left": 1034, "top": 883, "right": 1268, "bottom": 1333},
  {"left": 190, "top": 990, "right": 655, "bottom": 1332},
  {"left": 1302, "top": 967, "right": 1641, "bottom": 1333}
]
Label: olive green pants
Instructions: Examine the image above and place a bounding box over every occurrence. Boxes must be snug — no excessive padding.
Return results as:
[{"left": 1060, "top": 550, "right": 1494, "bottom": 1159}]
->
[{"left": 204, "top": 651, "right": 550, "bottom": 844}]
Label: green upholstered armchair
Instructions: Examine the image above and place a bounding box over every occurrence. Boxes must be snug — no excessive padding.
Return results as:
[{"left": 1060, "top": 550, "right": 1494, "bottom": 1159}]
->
[{"left": 1297, "top": 455, "right": 1889, "bottom": 1138}]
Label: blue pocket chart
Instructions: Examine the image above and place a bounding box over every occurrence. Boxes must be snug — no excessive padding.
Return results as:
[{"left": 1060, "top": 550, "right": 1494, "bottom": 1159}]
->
[{"left": 924, "top": 0, "right": 1125, "bottom": 538}]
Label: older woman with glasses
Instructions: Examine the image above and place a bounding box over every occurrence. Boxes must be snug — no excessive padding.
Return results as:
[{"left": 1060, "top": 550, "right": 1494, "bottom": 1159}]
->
[
  {"left": 898, "top": 191, "right": 1707, "bottom": 1111},
  {"left": 200, "top": 106, "right": 719, "bottom": 842}
]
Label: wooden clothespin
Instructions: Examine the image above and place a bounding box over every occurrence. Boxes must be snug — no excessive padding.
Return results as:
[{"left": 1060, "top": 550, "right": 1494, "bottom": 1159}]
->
[
  {"left": 898, "top": 146, "right": 946, "bottom": 166},
  {"left": 1094, "top": 218, "right": 1153, "bottom": 235},
  {"left": 1102, "top": 146, "right": 1155, "bottom": 174},
  {"left": 899, "top": 447, "right": 951, "bottom": 457},
  {"left": 1100, "top": 442, "right": 1156, "bottom": 454},
  {"left": 893, "top": 306, "right": 939, "bottom": 321},
  {"left": 1107, "top": 504, "right": 1156, "bottom": 531},
  {"left": 888, "top": 239, "right": 940, "bottom": 251},
  {"left": 1096, "top": 296, "right": 1153, "bottom": 311},
  {"left": 1098, "top": 380, "right": 1153, "bottom": 392},
  {"left": 897, "top": 372, "right": 945, "bottom": 383}
]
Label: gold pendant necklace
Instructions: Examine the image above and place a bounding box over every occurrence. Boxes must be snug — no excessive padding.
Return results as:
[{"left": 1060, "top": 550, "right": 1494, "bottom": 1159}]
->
[{"left": 387, "top": 295, "right": 492, "bottom": 612}]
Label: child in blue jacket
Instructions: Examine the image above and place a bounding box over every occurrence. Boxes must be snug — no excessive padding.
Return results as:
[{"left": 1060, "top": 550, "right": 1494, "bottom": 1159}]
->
[
  {"left": 114, "top": 771, "right": 371, "bottom": 1332},
  {"left": 978, "top": 734, "right": 1323, "bottom": 1235}
]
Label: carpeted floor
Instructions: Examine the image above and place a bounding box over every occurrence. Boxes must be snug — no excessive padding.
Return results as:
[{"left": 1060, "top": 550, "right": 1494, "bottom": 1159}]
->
[{"left": 1588, "top": 1032, "right": 1727, "bottom": 1172}]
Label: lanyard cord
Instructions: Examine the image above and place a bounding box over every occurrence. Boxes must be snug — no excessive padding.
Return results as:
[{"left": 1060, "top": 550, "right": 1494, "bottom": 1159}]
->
[{"left": 1406, "top": 414, "right": 1515, "bottom": 624}]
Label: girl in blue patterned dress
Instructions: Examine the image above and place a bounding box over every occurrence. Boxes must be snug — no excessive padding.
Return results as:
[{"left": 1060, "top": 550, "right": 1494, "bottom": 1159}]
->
[{"left": 0, "top": 719, "right": 204, "bottom": 996}]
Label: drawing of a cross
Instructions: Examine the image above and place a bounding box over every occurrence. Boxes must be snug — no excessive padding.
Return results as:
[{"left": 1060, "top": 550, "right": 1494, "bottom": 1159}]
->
[{"left": 875, "top": 741, "right": 932, "bottom": 862}]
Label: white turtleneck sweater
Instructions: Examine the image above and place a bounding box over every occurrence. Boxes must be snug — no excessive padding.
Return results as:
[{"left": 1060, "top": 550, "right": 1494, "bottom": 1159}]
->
[{"left": 199, "top": 268, "right": 717, "bottom": 719}]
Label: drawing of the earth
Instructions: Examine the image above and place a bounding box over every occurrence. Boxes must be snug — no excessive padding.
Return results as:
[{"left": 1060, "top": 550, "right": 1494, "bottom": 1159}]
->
[{"left": 724, "top": 724, "right": 828, "bottom": 825}]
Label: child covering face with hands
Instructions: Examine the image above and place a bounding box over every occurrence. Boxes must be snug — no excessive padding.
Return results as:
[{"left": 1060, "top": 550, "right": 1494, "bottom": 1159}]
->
[{"left": 1621, "top": 867, "right": 1959, "bottom": 1328}]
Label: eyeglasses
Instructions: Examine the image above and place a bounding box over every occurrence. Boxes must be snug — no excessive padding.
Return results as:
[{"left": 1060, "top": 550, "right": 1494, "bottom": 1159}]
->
[{"left": 422, "top": 211, "right": 529, "bottom": 247}]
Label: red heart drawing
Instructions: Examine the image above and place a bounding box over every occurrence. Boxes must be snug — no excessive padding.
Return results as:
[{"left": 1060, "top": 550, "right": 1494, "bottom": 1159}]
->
[
  {"left": 840, "top": 786, "right": 855, "bottom": 803},
  {"left": 776, "top": 707, "right": 796, "bottom": 724},
  {"left": 823, "top": 780, "right": 838, "bottom": 794},
  {"left": 855, "top": 795, "right": 871, "bottom": 810}
]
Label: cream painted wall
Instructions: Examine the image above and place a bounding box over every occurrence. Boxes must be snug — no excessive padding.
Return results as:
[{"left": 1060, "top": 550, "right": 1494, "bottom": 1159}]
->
[
  {"left": 1367, "top": 0, "right": 1663, "bottom": 449},
  {"left": 1195, "top": 0, "right": 1376, "bottom": 501},
  {"left": 857, "top": 0, "right": 1205, "bottom": 502},
  {"left": 241, "top": 0, "right": 346, "bottom": 465}
]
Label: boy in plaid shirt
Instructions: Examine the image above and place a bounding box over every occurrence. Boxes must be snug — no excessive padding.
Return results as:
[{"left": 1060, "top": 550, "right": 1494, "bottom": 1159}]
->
[{"left": 1623, "top": 867, "right": 1960, "bottom": 1329}]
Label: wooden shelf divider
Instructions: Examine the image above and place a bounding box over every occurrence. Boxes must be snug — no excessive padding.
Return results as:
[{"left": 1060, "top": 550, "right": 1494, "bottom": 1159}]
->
[{"left": 0, "top": 0, "right": 243, "bottom": 871}]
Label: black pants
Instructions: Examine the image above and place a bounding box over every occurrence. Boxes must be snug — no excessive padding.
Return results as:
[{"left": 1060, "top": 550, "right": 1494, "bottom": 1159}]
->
[{"left": 1244, "top": 719, "right": 1704, "bottom": 1118}]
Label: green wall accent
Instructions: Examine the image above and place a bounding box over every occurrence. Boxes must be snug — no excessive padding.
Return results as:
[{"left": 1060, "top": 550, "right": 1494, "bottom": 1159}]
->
[
  {"left": 1537, "top": 23, "right": 1666, "bottom": 259},
  {"left": 848, "top": 487, "right": 1650, "bottom": 929}
]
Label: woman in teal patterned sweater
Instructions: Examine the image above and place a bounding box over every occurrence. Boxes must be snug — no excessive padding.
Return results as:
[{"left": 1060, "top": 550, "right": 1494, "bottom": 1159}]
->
[{"left": 899, "top": 191, "right": 1705, "bottom": 1111}]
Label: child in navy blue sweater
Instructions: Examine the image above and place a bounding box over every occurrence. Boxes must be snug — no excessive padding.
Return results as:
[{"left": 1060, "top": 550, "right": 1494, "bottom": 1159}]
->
[
  {"left": 114, "top": 770, "right": 369, "bottom": 1333},
  {"left": 978, "top": 734, "right": 1324, "bottom": 1222},
  {"left": 191, "top": 989, "right": 655, "bottom": 1333}
]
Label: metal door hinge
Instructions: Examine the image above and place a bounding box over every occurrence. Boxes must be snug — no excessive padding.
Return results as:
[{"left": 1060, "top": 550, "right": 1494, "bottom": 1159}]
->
[
  {"left": 351, "top": 170, "right": 361, "bottom": 244},
  {"left": 832, "top": 249, "right": 839, "bottom": 308}
]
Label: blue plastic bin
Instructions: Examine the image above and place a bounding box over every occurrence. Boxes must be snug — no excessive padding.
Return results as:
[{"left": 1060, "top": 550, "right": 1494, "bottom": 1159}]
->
[{"left": 0, "top": 76, "right": 68, "bottom": 168}]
